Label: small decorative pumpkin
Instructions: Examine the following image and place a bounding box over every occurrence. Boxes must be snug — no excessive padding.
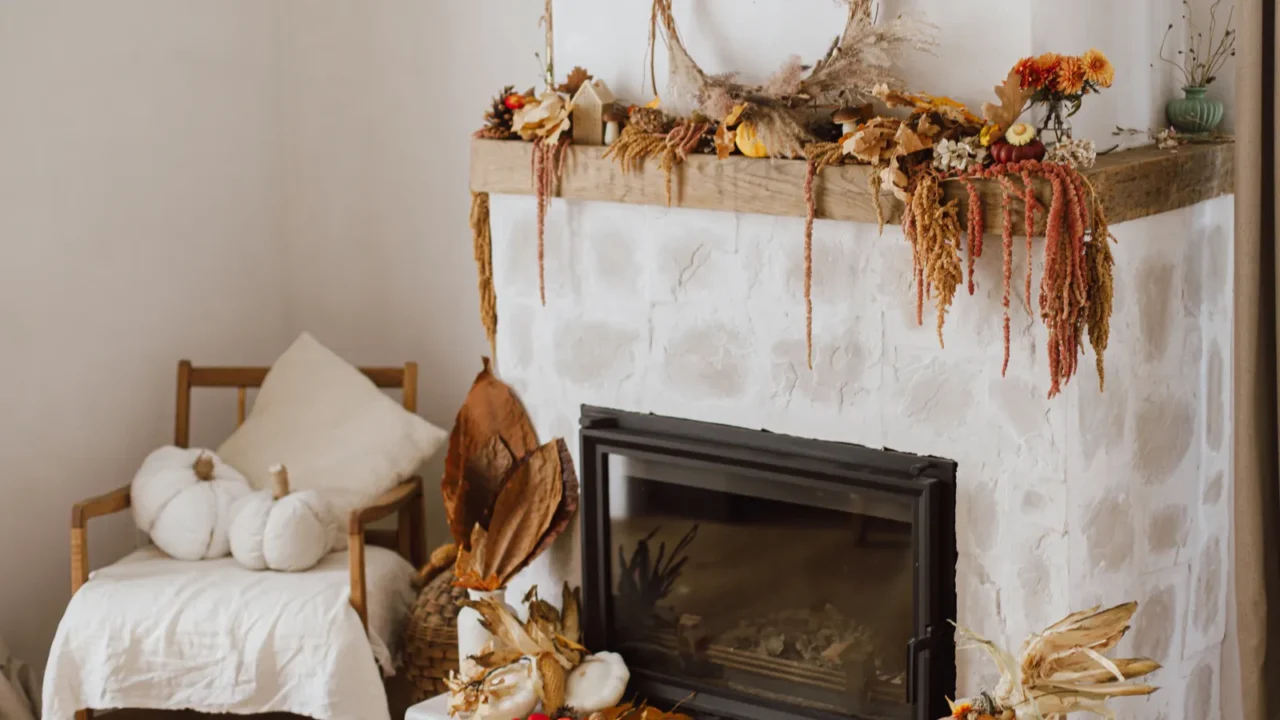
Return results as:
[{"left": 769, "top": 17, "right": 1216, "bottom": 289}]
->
[
  {"left": 131, "top": 447, "right": 251, "bottom": 561},
  {"left": 564, "top": 652, "right": 629, "bottom": 713},
  {"left": 989, "top": 138, "right": 1046, "bottom": 164},
  {"left": 229, "top": 464, "right": 332, "bottom": 572},
  {"left": 735, "top": 122, "right": 769, "bottom": 158}
]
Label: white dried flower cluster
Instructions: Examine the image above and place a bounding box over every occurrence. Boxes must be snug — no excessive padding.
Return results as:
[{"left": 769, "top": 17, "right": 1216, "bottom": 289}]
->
[
  {"left": 933, "top": 138, "right": 978, "bottom": 172},
  {"left": 1045, "top": 138, "right": 1097, "bottom": 168},
  {"left": 933, "top": 136, "right": 989, "bottom": 172},
  {"left": 1155, "top": 128, "right": 1182, "bottom": 150}
]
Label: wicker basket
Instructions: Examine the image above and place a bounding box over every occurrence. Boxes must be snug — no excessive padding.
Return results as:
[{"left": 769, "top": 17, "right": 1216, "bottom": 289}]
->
[{"left": 403, "top": 568, "right": 468, "bottom": 702}]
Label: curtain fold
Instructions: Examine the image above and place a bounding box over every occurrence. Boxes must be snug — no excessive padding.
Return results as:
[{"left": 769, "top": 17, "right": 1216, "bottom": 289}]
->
[{"left": 1233, "top": 0, "right": 1279, "bottom": 717}]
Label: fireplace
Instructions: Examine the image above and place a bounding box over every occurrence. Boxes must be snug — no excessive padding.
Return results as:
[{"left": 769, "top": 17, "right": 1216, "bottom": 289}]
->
[{"left": 579, "top": 406, "right": 957, "bottom": 720}]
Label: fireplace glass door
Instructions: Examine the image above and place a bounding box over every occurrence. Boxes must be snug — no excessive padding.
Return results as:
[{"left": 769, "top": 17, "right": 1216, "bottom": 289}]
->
[{"left": 581, "top": 407, "right": 956, "bottom": 720}]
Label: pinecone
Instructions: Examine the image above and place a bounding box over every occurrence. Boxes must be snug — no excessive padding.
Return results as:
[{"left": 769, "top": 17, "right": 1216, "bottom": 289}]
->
[
  {"left": 479, "top": 85, "right": 517, "bottom": 139},
  {"left": 629, "top": 106, "right": 671, "bottom": 135}
]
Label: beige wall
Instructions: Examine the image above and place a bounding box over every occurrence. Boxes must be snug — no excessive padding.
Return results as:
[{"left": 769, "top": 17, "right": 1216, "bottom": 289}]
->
[
  {"left": 0, "top": 1, "right": 288, "bottom": 668},
  {"left": 276, "top": 0, "right": 542, "bottom": 550}
]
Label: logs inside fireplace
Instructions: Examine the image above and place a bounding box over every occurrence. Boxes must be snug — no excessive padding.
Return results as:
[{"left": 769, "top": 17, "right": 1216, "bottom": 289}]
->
[{"left": 580, "top": 407, "right": 957, "bottom": 720}]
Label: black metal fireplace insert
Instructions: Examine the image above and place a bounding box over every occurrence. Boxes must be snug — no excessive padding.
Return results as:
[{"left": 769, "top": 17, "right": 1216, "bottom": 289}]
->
[{"left": 580, "top": 406, "right": 956, "bottom": 720}]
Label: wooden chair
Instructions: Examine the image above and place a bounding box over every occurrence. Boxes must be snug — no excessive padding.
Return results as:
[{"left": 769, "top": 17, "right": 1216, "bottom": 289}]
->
[{"left": 68, "top": 360, "right": 427, "bottom": 720}]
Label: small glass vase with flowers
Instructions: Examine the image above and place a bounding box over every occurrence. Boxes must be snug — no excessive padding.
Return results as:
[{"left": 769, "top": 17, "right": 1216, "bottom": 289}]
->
[{"left": 1011, "top": 50, "right": 1115, "bottom": 146}]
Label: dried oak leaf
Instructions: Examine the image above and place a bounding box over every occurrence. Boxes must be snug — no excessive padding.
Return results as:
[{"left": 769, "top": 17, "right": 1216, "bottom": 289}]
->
[
  {"left": 441, "top": 357, "right": 539, "bottom": 548},
  {"left": 484, "top": 441, "right": 565, "bottom": 585},
  {"left": 842, "top": 117, "right": 901, "bottom": 164},
  {"left": 894, "top": 122, "right": 932, "bottom": 157},
  {"left": 557, "top": 66, "right": 592, "bottom": 96},
  {"left": 982, "top": 68, "right": 1034, "bottom": 132}
]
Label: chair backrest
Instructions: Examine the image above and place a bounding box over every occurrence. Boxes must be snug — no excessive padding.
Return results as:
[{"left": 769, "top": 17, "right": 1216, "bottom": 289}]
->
[{"left": 173, "top": 360, "right": 419, "bottom": 448}]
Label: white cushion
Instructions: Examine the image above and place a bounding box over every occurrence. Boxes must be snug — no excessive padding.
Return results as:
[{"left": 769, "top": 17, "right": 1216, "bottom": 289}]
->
[
  {"left": 217, "top": 332, "right": 447, "bottom": 535},
  {"left": 42, "top": 546, "right": 415, "bottom": 720}
]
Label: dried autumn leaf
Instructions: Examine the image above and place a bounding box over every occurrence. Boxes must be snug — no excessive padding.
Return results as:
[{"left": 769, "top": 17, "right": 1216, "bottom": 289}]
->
[
  {"left": 557, "top": 66, "right": 592, "bottom": 95},
  {"left": 893, "top": 122, "right": 932, "bottom": 155},
  {"left": 714, "top": 123, "right": 736, "bottom": 159},
  {"left": 442, "top": 358, "right": 539, "bottom": 548},
  {"left": 536, "top": 652, "right": 567, "bottom": 711},
  {"left": 512, "top": 438, "right": 579, "bottom": 577},
  {"left": 842, "top": 117, "right": 901, "bottom": 164},
  {"left": 560, "top": 581, "right": 582, "bottom": 643},
  {"left": 982, "top": 68, "right": 1034, "bottom": 132},
  {"left": 484, "top": 441, "right": 564, "bottom": 585},
  {"left": 595, "top": 702, "right": 635, "bottom": 720},
  {"left": 454, "top": 525, "right": 502, "bottom": 590}
]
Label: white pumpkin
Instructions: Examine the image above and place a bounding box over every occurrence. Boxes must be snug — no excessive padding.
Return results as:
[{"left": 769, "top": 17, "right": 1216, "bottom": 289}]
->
[
  {"left": 465, "top": 662, "right": 538, "bottom": 720},
  {"left": 229, "top": 464, "right": 332, "bottom": 572},
  {"left": 131, "top": 447, "right": 251, "bottom": 561},
  {"left": 564, "top": 652, "right": 629, "bottom": 713}
]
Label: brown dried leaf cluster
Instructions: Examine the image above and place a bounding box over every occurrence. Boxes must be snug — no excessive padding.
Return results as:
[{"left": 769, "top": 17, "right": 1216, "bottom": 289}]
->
[
  {"left": 444, "top": 360, "right": 579, "bottom": 591},
  {"left": 589, "top": 702, "right": 693, "bottom": 720}
]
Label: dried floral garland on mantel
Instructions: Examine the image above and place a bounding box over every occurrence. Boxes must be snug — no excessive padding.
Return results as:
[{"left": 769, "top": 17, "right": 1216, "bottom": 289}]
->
[{"left": 468, "top": 0, "right": 1136, "bottom": 398}]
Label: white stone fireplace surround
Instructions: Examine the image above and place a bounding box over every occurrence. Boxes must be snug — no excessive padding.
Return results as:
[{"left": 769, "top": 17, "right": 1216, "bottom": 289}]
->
[{"left": 492, "top": 193, "right": 1234, "bottom": 719}]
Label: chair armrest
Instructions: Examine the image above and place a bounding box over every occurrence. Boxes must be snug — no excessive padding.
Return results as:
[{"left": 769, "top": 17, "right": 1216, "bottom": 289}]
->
[
  {"left": 72, "top": 484, "right": 132, "bottom": 529},
  {"left": 348, "top": 477, "right": 424, "bottom": 631},
  {"left": 347, "top": 477, "right": 423, "bottom": 534},
  {"left": 70, "top": 484, "right": 132, "bottom": 595}
]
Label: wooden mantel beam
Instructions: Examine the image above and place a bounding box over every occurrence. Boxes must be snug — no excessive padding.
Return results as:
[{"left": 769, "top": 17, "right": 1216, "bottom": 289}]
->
[{"left": 470, "top": 138, "right": 1234, "bottom": 236}]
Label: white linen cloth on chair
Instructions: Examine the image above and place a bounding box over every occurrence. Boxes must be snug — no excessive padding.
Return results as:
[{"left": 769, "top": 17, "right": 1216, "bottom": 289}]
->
[
  {"left": 0, "top": 634, "right": 40, "bottom": 720},
  {"left": 42, "top": 545, "right": 416, "bottom": 720}
]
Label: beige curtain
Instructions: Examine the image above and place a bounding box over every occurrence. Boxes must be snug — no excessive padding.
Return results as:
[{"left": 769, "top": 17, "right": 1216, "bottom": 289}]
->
[{"left": 1233, "top": 0, "right": 1280, "bottom": 717}]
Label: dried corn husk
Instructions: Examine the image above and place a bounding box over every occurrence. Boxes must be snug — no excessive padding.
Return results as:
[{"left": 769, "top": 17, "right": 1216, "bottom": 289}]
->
[
  {"left": 535, "top": 652, "right": 566, "bottom": 712},
  {"left": 947, "top": 602, "right": 1160, "bottom": 720}
]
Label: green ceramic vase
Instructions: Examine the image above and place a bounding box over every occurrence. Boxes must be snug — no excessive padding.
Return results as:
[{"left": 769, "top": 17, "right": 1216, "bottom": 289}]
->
[{"left": 1166, "top": 86, "right": 1224, "bottom": 134}]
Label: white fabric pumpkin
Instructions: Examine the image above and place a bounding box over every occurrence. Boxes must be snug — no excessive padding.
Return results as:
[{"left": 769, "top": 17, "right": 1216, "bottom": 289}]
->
[
  {"left": 131, "top": 447, "right": 251, "bottom": 561},
  {"left": 564, "top": 652, "right": 629, "bottom": 713},
  {"left": 229, "top": 465, "right": 333, "bottom": 572}
]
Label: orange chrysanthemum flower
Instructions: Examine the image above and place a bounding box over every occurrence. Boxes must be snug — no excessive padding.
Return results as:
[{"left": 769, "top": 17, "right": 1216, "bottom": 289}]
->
[
  {"left": 1013, "top": 56, "right": 1048, "bottom": 90},
  {"left": 1083, "top": 48, "right": 1115, "bottom": 88},
  {"left": 1054, "top": 56, "right": 1087, "bottom": 95},
  {"left": 1035, "top": 52, "right": 1063, "bottom": 81}
]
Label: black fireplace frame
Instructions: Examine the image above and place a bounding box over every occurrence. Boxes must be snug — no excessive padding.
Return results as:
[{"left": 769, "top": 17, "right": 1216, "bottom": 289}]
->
[{"left": 580, "top": 406, "right": 957, "bottom": 720}]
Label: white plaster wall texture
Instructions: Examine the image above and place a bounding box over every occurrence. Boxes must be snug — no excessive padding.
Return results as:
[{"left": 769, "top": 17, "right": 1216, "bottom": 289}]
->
[{"left": 489, "top": 193, "right": 1233, "bottom": 713}]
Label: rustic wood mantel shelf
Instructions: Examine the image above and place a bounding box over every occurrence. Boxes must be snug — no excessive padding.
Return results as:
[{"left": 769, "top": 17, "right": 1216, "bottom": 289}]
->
[{"left": 470, "top": 138, "right": 1234, "bottom": 235}]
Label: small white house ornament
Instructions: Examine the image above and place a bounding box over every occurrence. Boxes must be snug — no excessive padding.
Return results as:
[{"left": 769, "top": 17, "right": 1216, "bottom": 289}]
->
[{"left": 571, "top": 79, "right": 616, "bottom": 146}]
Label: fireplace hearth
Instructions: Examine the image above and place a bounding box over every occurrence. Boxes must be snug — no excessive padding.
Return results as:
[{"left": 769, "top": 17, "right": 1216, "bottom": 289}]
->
[{"left": 580, "top": 407, "right": 957, "bottom": 720}]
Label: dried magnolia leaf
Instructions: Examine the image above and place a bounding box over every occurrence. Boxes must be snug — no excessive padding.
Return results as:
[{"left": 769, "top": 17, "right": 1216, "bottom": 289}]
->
[
  {"left": 557, "top": 66, "right": 592, "bottom": 95},
  {"left": 442, "top": 358, "right": 539, "bottom": 548},
  {"left": 484, "top": 442, "right": 564, "bottom": 585},
  {"left": 461, "top": 435, "right": 515, "bottom": 534},
  {"left": 982, "top": 68, "right": 1034, "bottom": 132},
  {"left": 536, "top": 652, "right": 566, "bottom": 712},
  {"left": 513, "top": 438, "right": 580, "bottom": 577}
]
